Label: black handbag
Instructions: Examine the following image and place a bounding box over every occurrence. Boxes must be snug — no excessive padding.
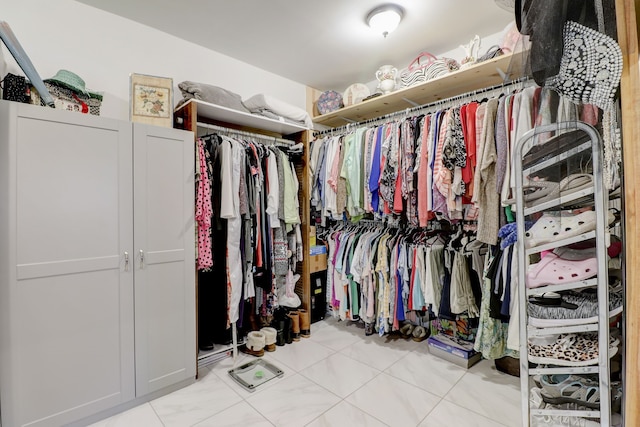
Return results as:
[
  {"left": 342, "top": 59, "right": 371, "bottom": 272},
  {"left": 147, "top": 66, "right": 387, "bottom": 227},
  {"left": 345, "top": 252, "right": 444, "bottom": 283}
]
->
[{"left": 2, "top": 73, "right": 30, "bottom": 103}]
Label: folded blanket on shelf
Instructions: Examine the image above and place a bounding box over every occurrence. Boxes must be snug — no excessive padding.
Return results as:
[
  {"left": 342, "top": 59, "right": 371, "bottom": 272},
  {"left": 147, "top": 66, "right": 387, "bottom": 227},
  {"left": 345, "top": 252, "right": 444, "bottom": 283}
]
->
[
  {"left": 253, "top": 109, "right": 307, "bottom": 127},
  {"left": 178, "top": 81, "right": 250, "bottom": 113},
  {"left": 243, "top": 93, "right": 313, "bottom": 128}
]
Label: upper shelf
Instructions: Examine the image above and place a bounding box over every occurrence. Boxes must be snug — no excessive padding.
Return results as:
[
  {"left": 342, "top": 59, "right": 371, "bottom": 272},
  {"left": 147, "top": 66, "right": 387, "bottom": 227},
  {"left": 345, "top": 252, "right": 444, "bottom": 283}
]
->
[
  {"left": 174, "top": 98, "right": 309, "bottom": 136},
  {"left": 312, "top": 50, "right": 528, "bottom": 128}
]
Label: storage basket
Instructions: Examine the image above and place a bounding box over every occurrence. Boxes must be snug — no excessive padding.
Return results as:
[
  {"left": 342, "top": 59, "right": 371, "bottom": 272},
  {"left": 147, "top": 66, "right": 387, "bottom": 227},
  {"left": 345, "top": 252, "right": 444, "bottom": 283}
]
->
[
  {"left": 29, "top": 81, "right": 102, "bottom": 115},
  {"left": 400, "top": 52, "right": 460, "bottom": 88}
]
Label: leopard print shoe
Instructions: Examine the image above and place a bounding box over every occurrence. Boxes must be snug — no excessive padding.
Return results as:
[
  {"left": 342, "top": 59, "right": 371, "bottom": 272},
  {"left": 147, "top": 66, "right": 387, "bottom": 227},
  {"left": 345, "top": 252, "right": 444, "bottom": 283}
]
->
[{"left": 528, "top": 333, "right": 619, "bottom": 367}]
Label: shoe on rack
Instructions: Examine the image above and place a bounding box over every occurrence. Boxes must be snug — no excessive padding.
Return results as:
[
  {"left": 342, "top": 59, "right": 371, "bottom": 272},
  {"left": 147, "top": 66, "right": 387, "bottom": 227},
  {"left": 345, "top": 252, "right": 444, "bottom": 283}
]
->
[
  {"left": 529, "top": 387, "right": 602, "bottom": 427},
  {"left": 525, "top": 210, "right": 614, "bottom": 248},
  {"left": 502, "top": 178, "right": 560, "bottom": 207},
  {"left": 539, "top": 374, "right": 600, "bottom": 409},
  {"left": 533, "top": 173, "right": 594, "bottom": 207},
  {"left": 528, "top": 288, "right": 623, "bottom": 327},
  {"left": 526, "top": 253, "right": 598, "bottom": 288},
  {"left": 528, "top": 332, "right": 619, "bottom": 367}
]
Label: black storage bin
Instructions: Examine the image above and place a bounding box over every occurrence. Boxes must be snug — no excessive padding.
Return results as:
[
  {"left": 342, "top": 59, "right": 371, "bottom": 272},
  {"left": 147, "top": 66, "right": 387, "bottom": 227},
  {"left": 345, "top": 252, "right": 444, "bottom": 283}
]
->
[{"left": 310, "top": 270, "right": 327, "bottom": 323}]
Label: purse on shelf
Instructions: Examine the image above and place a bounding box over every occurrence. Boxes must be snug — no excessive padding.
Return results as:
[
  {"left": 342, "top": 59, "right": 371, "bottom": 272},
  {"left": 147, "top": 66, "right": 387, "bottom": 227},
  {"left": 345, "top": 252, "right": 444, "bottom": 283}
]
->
[
  {"left": 400, "top": 52, "right": 459, "bottom": 88},
  {"left": 1, "top": 72, "right": 30, "bottom": 103},
  {"left": 30, "top": 81, "right": 102, "bottom": 116}
]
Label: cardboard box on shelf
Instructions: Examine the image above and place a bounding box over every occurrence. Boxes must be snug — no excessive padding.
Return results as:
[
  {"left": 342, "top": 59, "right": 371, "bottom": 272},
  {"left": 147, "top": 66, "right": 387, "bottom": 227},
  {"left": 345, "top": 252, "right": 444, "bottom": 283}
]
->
[{"left": 309, "top": 253, "right": 328, "bottom": 274}]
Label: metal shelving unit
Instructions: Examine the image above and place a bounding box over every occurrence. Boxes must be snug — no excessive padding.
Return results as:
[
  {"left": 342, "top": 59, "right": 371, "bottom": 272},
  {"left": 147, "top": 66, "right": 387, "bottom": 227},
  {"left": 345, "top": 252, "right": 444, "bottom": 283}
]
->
[{"left": 514, "top": 122, "right": 617, "bottom": 426}]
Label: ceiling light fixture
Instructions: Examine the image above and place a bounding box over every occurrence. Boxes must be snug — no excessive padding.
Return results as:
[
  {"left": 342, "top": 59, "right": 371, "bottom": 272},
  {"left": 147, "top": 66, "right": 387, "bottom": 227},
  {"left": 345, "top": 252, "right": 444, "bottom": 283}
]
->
[{"left": 366, "top": 4, "right": 404, "bottom": 38}]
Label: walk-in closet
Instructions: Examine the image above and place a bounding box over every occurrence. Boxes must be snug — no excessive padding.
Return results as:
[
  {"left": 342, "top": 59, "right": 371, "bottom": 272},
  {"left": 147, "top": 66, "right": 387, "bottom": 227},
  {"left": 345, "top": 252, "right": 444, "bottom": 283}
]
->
[{"left": 1, "top": 1, "right": 639, "bottom": 426}]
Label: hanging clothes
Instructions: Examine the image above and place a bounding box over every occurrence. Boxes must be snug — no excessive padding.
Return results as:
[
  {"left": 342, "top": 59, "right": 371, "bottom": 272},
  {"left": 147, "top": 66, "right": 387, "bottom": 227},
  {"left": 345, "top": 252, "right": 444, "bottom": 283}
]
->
[{"left": 195, "top": 130, "right": 303, "bottom": 343}]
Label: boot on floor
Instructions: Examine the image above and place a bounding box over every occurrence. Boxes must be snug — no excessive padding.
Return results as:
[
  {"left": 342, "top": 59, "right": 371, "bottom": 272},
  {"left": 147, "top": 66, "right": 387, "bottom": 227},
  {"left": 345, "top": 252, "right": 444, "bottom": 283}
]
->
[
  {"left": 261, "top": 327, "right": 277, "bottom": 352},
  {"left": 289, "top": 311, "right": 301, "bottom": 342},
  {"left": 284, "top": 315, "right": 293, "bottom": 344},
  {"left": 242, "top": 331, "right": 265, "bottom": 357},
  {"left": 272, "top": 319, "right": 286, "bottom": 346},
  {"left": 298, "top": 309, "right": 311, "bottom": 338}
]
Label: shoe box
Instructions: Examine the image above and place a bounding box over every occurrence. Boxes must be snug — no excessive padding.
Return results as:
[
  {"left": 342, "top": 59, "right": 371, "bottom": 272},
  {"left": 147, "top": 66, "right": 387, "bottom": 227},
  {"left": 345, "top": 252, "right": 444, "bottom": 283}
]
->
[{"left": 427, "top": 334, "right": 481, "bottom": 369}]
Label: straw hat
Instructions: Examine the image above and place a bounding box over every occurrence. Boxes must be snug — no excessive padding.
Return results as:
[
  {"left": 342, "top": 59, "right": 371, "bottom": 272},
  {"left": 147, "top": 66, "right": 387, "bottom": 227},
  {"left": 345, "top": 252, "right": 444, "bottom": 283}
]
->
[{"left": 44, "top": 70, "right": 103, "bottom": 100}]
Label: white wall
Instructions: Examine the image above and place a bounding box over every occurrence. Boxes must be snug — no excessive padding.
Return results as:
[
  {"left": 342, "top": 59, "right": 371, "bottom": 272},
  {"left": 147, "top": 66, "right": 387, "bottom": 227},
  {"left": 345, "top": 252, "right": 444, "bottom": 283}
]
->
[{"left": 0, "top": 0, "right": 307, "bottom": 121}]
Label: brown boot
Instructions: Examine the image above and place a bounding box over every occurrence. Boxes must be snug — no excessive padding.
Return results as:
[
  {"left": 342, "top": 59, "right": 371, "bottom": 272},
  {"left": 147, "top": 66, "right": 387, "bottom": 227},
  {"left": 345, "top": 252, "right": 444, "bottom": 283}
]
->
[
  {"left": 289, "top": 311, "right": 301, "bottom": 341},
  {"left": 261, "top": 327, "right": 277, "bottom": 352},
  {"left": 298, "top": 309, "right": 311, "bottom": 338}
]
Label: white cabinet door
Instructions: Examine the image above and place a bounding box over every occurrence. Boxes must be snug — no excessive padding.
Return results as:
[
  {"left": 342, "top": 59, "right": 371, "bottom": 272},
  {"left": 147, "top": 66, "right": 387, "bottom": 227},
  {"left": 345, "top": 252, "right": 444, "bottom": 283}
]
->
[
  {"left": 0, "top": 102, "right": 135, "bottom": 427},
  {"left": 133, "top": 124, "right": 196, "bottom": 396}
]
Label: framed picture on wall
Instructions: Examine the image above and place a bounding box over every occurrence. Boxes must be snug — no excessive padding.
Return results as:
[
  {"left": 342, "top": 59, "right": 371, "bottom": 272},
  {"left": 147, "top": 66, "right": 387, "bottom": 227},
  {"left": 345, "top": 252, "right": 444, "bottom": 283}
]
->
[{"left": 130, "top": 73, "right": 173, "bottom": 127}]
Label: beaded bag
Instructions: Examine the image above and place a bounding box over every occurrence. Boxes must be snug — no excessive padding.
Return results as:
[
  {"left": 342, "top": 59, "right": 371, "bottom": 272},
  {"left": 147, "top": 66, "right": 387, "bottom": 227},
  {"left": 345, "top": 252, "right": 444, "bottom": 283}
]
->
[{"left": 546, "top": 20, "right": 622, "bottom": 111}]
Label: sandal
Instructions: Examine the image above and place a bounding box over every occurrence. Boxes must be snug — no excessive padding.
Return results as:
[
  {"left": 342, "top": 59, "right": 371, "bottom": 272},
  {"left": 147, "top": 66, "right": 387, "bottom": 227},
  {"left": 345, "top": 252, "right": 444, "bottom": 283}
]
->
[
  {"left": 528, "top": 333, "right": 619, "bottom": 367},
  {"left": 552, "top": 246, "right": 597, "bottom": 261},
  {"left": 526, "top": 253, "right": 598, "bottom": 288},
  {"left": 399, "top": 322, "right": 415, "bottom": 338},
  {"left": 528, "top": 292, "right": 579, "bottom": 309},
  {"left": 528, "top": 289, "right": 623, "bottom": 328},
  {"left": 411, "top": 325, "right": 428, "bottom": 342},
  {"left": 539, "top": 374, "right": 600, "bottom": 409},
  {"left": 503, "top": 179, "right": 559, "bottom": 207},
  {"left": 530, "top": 173, "right": 594, "bottom": 207}
]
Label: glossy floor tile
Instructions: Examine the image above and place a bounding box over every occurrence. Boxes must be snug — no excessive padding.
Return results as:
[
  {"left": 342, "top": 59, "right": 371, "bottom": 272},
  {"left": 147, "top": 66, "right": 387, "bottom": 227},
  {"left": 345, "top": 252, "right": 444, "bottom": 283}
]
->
[
  {"left": 443, "top": 359, "right": 521, "bottom": 426},
  {"left": 192, "top": 401, "right": 273, "bottom": 427},
  {"left": 245, "top": 374, "right": 340, "bottom": 427},
  {"left": 91, "top": 316, "right": 522, "bottom": 427},
  {"left": 300, "top": 352, "right": 380, "bottom": 398},
  {"left": 306, "top": 401, "right": 388, "bottom": 427},
  {"left": 149, "top": 367, "right": 243, "bottom": 427},
  {"left": 419, "top": 400, "right": 508, "bottom": 427},
  {"left": 345, "top": 373, "right": 441, "bottom": 427},
  {"left": 267, "top": 338, "right": 336, "bottom": 372},
  {"left": 87, "top": 403, "right": 163, "bottom": 427},
  {"left": 384, "top": 348, "right": 467, "bottom": 397}
]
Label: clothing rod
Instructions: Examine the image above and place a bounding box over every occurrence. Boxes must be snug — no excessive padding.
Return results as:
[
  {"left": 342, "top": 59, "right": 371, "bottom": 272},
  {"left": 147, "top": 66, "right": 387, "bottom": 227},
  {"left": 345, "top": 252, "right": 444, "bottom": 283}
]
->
[
  {"left": 197, "top": 121, "right": 295, "bottom": 146},
  {"left": 314, "top": 76, "right": 532, "bottom": 137}
]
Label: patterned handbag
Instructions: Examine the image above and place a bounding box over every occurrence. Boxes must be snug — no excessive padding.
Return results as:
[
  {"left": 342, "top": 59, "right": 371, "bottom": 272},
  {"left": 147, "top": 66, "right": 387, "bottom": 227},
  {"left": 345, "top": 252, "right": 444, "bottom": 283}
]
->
[
  {"left": 29, "top": 81, "right": 102, "bottom": 115},
  {"left": 546, "top": 20, "right": 622, "bottom": 111},
  {"left": 1, "top": 73, "right": 30, "bottom": 103},
  {"left": 400, "top": 52, "right": 460, "bottom": 88}
]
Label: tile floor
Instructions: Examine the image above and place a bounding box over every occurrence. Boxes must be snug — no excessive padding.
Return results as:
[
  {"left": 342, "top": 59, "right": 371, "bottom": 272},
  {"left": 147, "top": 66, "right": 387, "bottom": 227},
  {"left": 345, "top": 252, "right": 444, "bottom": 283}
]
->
[{"left": 89, "top": 317, "right": 521, "bottom": 427}]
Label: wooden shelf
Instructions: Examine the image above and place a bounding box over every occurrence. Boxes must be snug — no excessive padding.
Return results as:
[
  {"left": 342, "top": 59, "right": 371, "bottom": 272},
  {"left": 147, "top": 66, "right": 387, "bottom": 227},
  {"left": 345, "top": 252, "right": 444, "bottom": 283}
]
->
[
  {"left": 174, "top": 98, "right": 309, "bottom": 136},
  {"left": 312, "top": 50, "right": 528, "bottom": 128}
]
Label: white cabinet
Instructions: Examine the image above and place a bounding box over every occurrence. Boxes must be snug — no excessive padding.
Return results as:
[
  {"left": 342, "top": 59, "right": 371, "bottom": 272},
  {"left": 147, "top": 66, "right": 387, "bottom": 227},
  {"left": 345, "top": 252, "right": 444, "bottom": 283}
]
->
[
  {"left": 133, "top": 124, "right": 196, "bottom": 396},
  {"left": 0, "top": 102, "right": 195, "bottom": 427}
]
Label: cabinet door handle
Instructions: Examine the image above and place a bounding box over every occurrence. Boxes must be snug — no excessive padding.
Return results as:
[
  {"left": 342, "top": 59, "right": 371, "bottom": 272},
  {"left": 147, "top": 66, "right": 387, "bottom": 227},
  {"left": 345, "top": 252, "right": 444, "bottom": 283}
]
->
[
  {"left": 124, "top": 252, "right": 129, "bottom": 271},
  {"left": 139, "top": 249, "right": 145, "bottom": 269}
]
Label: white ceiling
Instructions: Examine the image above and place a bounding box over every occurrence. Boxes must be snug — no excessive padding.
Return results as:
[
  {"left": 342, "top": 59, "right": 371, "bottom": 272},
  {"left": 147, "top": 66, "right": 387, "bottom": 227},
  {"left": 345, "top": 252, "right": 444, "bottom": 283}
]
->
[{"left": 75, "top": 0, "right": 515, "bottom": 92}]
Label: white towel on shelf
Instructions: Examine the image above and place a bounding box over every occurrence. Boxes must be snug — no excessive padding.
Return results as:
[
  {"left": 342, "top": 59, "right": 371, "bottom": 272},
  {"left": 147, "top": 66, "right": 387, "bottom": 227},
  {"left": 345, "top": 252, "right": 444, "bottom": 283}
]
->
[{"left": 243, "top": 93, "right": 313, "bottom": 128}]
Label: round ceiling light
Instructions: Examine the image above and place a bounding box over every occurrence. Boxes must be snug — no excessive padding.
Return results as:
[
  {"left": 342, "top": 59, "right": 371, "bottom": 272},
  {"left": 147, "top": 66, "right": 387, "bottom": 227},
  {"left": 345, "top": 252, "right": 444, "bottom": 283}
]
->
[{"left": 366, "top": 4, "right": 404, "bottom": 38}]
